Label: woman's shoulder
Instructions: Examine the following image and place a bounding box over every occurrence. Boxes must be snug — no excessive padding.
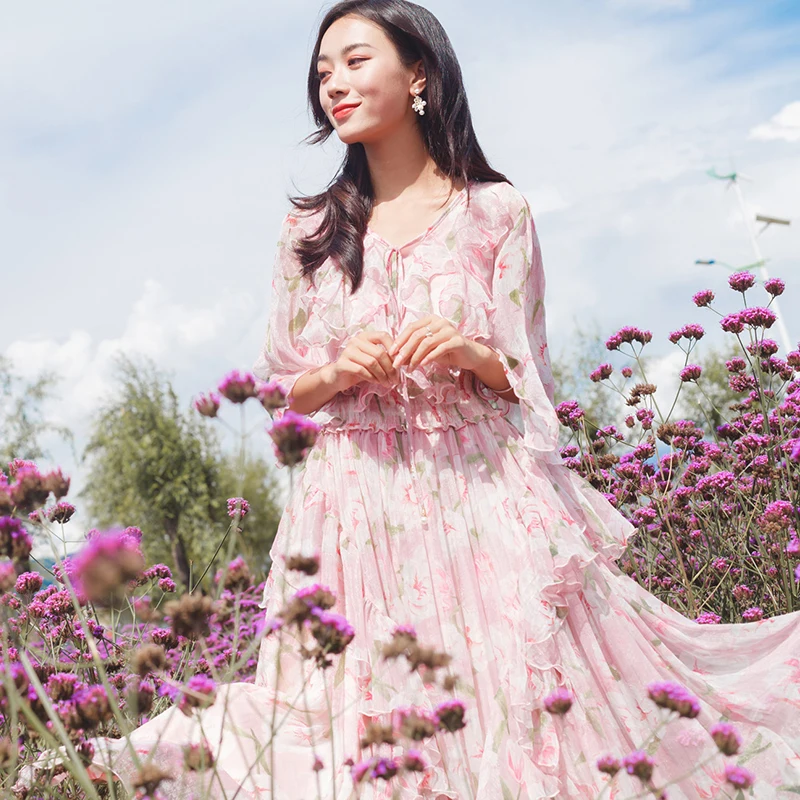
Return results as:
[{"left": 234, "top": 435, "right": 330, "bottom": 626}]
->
[
  {"left": 472, "top": 181, "right": 530, "bottom": 217},
  {"left": 279, "top": 205, "right": 324, "bottom": 240},
  {"left": 469, "top": 180, "right": 532, "bottom": 228}
]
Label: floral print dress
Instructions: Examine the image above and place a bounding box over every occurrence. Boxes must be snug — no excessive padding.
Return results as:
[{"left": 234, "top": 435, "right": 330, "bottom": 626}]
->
[{"left": 95, "top": 181, "right": 800, "bottom": 799}]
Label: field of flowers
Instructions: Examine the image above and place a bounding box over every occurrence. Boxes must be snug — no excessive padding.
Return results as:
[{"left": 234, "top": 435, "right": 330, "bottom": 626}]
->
[{"left": 0, "top": 271, "right": 798, "bottom": 798}]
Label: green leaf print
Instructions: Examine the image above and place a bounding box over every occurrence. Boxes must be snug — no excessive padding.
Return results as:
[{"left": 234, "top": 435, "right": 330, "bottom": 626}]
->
[
  {"left": 289, "top": 307, "right": 307, "bottom": 337},
  {"left": 501, "top": 779, "right": 518, "bottom": 800},
  {"left": 334, "top": 650, "right": 346, "bottom": 687},
  {"left": 738, "top": 732, "right": 772, "bottom": 763},
  {"left": 506, "top": 355, "right": 520, "bottom": 371},
  {"left": 492, "top": 718, "right": 505, "bottom": 753},
  {"left": 509, "top": 288, "right": 522, "bottom": 308}
]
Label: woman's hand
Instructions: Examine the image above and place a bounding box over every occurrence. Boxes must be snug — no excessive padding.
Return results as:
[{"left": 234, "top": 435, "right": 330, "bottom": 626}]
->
[
  {"left": 388, "top": 315, "right": 487, "bottom": 372},
  {"left": 330, "top": 329, "right": 399, "bottom": 391}
]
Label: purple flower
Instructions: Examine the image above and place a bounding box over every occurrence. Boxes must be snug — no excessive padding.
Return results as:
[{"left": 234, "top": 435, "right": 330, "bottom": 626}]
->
[
  {"left": 647, "top": 681, "right": 700, "bottom": 718},
  {"left": 178, "top": 674, "right": 217, "bottom": 716},
  {"left": 710, "top": 722, "right": 741, "bottom": 755},
  {"left": 15, "top": 571, "right": 43, "bottom": 595},
  {"left": 257, "top": 380, "right": 288, "bottom": 411},
  {"left": 747, "top": 339, "right": 779, "bottom": 357},
  {"left": 596, "top": 754, "right": 621, "bottom": 775},
  {"left": 0, "top": 516, "right": 32, "bottom": 562},
  {"left": 764, "top": 277, "right": 785, "bottom": 296},
  {"left": 696, "top": 611, "right": 722, "bottom": 625},
  {"left": 217, "top": 370, "right": 258, "bottom": 404},
  {"left": 226, "top": 497, "right": 251, "bottom": 519},
  {"left": 403, "top": 749, "right": 427, "bottom": 772},
  {"left": 725, "top": 357, "right": 746, "bottom": 373},
  {"left": 669, "top": 324, "right": 705, "bottom": 344},
  {"left": 621, "top": 366, "right": 633, "bottom": 378},
  {"left": 589, "top": 363, "right": 612, "bottom": 382},
  {"left": 555, "top": 400, "right": 585, "bottom": 431},
  {"left": 194, "top": 392, "right": 221, "bottom": 418},
  {"left": 543, "top": 687, "right": 573, "bottom": 715},
  {"left": 621, "top": 749, "right": 655, "bottom": 782},
  {"left": 434, "top": 698, "right": 467, "bottom": 732},
  {"left": 73, "top": 529, "right": 145, "bottom": 605},
  {"left": 724, "top": 763, "right": 755, "bottom": 789},
  {"left": 680, "top": 364, "right": 702, "bottom": 383},
  {"left": 693, "top": 289, "right": 714, "bottom": 307},
  {"left": 605, "top": 326, "right": 653, "bottom": 352},
  {"left": 728, "top": 271, "right": 756, "bottom": 292},
  {"left": 742, "top": 606, "right": 764, "bottom": 621},
  {"left": 268, "top": 411, "right": 321, "bottom": 468},
  {"left": 45, "top": 501, "right": 76, "bottom": 524}
]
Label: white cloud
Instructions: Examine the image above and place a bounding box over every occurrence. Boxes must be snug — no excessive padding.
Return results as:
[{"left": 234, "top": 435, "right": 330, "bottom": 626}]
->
[
  {"left": 749, "top": 101, "right": 800, "bottom": 143},
  {"left": 5, "top": 280, "right": 256, "bottom": 423}
]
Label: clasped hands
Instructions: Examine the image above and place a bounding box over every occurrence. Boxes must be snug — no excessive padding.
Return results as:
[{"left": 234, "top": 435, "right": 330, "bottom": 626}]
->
[{"left": 331, "top": 315, "right": 490, "bottom": 391}]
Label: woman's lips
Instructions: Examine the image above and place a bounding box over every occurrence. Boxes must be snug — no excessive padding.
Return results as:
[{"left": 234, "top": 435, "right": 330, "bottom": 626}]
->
[{"left": 333, "top": 104, "right": 359, "bottom": 120}]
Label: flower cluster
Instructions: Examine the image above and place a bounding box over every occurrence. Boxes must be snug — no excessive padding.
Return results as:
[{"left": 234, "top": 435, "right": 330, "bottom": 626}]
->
[{"left": 558, "top": 275, "right": 800, "bottom": 623}]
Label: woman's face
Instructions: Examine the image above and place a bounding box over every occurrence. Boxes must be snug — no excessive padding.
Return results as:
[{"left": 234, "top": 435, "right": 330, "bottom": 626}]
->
[{"left": 316, "top": 15, "right": 424, "bottom": 145}]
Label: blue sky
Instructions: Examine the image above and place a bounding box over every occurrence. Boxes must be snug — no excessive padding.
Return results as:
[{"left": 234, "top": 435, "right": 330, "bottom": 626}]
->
[{"left": 1, "top": 0, "right": 799, "bottom": 535}]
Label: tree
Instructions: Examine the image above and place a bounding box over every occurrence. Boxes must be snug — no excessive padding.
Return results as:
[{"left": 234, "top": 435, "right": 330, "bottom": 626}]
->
[
  {"left": 81, "top": 355, "right": 220, "bottom": 587},
  {"left": 217, "top": 452, "right": 283, "bottom": 575},
  {"left": 0, "top": 355, "right": 73, "bottom": 464},
  {"left": 81, "top": 355, "right": 283, "bottom": 588}
]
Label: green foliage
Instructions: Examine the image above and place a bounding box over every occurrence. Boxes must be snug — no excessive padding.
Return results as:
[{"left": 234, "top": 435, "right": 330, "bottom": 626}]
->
[
  {"left": 0, "top": 355, "right": 73, "bottom": 464},
  {"left": 80, "top": 355, "right": 282, "bottom": 588},
  {"left": 81, "top": 355, "right": 221, "bottom": 587},
  {"left": 218, "top": 451, "right": 283, "bottom": 575}
]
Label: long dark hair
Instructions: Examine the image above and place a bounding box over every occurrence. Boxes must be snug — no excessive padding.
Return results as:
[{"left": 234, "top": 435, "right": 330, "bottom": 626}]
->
[{"left": 291, "top": 0, "right": 510, "bottom": 294}]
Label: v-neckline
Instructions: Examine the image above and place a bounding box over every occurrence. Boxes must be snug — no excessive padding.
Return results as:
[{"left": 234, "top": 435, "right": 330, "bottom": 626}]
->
[{"left": 366, "top": 183, "right": 472, "bottom": 252}]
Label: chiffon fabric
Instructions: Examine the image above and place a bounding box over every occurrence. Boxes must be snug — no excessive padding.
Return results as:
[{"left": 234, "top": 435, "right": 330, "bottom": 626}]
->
[{"left": 93, "top": 181, "right": 800, "bottom": 799}]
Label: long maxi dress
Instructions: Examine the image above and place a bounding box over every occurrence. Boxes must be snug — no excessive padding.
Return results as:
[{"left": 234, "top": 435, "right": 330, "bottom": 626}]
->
[{"left": 95, "top": 180, "right": 800, "bottom": 799}]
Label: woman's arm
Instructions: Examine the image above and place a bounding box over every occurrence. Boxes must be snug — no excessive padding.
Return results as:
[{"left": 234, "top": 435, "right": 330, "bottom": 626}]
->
[
  {"left": 469, "top": 341, "right": 520, "bottom": 404},
  {"left": 285, "top": 364, "right": 344, "bottom": 416}
]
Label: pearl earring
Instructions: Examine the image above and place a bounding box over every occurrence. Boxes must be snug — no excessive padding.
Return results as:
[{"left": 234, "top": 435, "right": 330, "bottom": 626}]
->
[{"left": 412, "top": 88, "right": 427, "bottom": 116}]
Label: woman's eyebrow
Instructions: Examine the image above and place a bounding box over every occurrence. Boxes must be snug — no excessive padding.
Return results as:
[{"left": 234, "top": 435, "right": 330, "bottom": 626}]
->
[{"left": 317, "top": 42, "right": 376, "bottom": 64}]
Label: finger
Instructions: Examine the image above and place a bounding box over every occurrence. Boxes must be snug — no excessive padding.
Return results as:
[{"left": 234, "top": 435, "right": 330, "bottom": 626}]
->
[
  {"left": 357, "top": 343, "right": 395, "bottom": 383},
  {"left": 408, "top": 333, "right": 448, "bottom": 370},
  {"left": 419, "top": 341, "right": 454, "bottom": 367},
  {"left": 363, "top": 330, "right": 395, "bottom": 352},
  {"left": 388, "top": 316, "right": 435, "bottom": 358},
  {"left": 395, "top": 323, "right": 446, "bottom": 369},
  {"left": 392, "top": 327, "right": 435, "bottom": 369},
  {"left": 367, "top": 339, "right": 399, "bottom": 380},
  {"left": 341, "top": 356, "right": 375, "bottom": 385}
]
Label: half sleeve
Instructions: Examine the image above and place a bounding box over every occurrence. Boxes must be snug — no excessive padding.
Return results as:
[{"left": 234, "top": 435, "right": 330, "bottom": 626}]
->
[
  {"left": 479, "top": 193, "right": 561, "bottom": 459},
  {"left": 252, "top": 213, "right": 331, "bottom": 417}
]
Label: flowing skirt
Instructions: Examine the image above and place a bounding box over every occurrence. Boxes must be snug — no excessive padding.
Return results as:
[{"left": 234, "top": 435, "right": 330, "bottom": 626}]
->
[{"left": 92, "top": 416, "right": 800, "bottom": 799}]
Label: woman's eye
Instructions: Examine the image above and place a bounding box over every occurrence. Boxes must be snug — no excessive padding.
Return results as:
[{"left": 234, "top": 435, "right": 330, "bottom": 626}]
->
[
  {"left": 318, "top": 71, "right": 330, "bottom": 81},
  {"left": 348, "top": 57, "right": 366, "bottom": 67}
]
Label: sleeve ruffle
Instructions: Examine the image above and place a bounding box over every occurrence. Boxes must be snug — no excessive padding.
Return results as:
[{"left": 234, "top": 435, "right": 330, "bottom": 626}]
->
[
  {"left": 481, "top": 191, "right": 561, "bottom": 461},
  {"left": 252, "top": 212, "right": 337, "bottom": 421}
]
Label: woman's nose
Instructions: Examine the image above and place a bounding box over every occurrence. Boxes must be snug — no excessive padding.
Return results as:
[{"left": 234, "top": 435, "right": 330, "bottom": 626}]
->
[{"left": 326, "top": 66, "right": 348, "bottom": 98}]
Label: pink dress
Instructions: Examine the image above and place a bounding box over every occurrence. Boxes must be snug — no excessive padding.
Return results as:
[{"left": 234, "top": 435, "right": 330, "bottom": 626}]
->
[{"left": 95, "top": 181, "right": 800, "bottom": 798}]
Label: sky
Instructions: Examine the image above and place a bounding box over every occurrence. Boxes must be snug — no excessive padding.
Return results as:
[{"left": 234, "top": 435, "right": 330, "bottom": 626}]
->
[{"left": 1, "top": 0, "right": 799, "bottom": 539}]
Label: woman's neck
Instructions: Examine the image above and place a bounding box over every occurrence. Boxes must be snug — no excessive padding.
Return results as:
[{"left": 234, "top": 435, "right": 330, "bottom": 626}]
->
[{"left": 363, "top": 122, "right": 455, "bottom": 203}]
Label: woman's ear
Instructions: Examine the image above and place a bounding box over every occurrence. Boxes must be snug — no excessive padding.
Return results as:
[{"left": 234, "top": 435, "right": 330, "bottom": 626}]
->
[{"left": 410, "top": 60, "right": 427, "bottom": 95}]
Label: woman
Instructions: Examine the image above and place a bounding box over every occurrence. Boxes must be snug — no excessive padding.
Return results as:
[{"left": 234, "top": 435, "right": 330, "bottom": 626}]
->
[{"left": 97, "top": 1, "right": 800, "bottom": 797}]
